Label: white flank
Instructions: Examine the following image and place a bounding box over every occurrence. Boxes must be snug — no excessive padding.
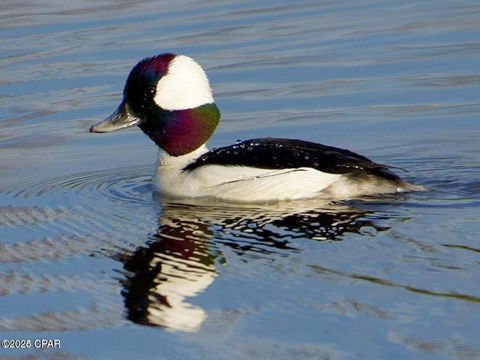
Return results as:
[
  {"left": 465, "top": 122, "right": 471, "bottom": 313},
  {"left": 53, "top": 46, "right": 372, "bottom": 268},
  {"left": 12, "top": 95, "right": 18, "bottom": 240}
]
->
[
  {"left": 153, "top": 146, "right": 420, "bottom": 202},
  {"left": 154, "top": 148, "right": 345, "bottom": 202},
  {"left": 154, "top": 55, "right": 214, "bottom": 110}
]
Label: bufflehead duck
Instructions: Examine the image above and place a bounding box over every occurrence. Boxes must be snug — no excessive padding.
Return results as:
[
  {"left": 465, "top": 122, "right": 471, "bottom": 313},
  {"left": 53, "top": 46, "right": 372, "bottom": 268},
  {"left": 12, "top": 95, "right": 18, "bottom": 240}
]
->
[{"left": 90, "top": 53, "right": 423, "bottom": 202}]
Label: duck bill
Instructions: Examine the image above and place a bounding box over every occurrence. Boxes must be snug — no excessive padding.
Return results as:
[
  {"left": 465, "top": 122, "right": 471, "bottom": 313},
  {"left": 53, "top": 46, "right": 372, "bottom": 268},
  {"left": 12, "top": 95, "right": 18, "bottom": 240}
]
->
[{"left": 90, "top": 101, "right": 140, "bottom": 133}]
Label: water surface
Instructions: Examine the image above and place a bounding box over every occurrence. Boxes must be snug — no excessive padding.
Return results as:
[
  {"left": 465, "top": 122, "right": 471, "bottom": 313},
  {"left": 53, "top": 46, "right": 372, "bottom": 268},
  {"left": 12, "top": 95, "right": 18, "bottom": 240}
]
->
[{"left": 1, "top": 1, "right": 480, "bottom": 359}]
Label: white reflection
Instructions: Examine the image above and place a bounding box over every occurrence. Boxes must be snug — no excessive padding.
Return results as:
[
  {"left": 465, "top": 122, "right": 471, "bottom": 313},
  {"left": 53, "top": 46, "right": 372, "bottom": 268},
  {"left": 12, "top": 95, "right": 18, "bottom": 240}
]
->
[{"left": 147, "top": 253, "right": 217, "bottom": 332}]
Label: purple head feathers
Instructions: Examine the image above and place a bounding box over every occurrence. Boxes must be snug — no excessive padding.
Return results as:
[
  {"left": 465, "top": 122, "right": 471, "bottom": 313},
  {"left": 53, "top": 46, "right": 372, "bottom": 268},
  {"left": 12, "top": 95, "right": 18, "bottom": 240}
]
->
[
  {"left": 95, "top": 53, "right": 220, "bottom": 156},
  {"left": 123, "top": 54, "right": 175, "bottom": 108}
]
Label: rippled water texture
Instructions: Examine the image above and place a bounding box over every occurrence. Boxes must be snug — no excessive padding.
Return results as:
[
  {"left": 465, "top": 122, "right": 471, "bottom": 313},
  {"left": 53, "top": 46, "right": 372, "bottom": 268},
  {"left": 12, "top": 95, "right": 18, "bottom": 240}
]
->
[{"left": 1, "top": 1, "right": 480, "bottom": 359}]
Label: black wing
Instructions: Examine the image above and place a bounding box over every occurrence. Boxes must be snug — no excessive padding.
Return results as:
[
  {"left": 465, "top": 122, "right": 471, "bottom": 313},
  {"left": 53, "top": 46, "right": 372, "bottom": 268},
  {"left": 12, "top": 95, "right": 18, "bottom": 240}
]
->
[{"left": 183, "top": 138, "right": 391, "bottom": 175}]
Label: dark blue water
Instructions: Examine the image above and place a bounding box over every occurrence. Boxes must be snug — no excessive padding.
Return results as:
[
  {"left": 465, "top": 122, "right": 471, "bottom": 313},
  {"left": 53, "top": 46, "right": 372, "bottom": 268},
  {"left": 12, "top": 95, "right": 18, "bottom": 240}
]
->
[{"left": 1, "top": 1, "right": 479, "bottom": 359}]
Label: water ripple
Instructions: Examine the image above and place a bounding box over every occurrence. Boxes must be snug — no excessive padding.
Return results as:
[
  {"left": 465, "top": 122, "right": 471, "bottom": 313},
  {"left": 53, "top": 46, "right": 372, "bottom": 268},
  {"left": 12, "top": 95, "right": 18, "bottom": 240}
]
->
[
  {"left": 0, "top": 270, "right": 116, "bottom": 297},
  {"left": 0, "top": 232, "right": 133, "bottom": 264},
  {"left": 0, "top": 206, "right": 70, "bottom": 227},
  {"left": 0, "top": 303, "right": 121, "bottom": 332},
  {"left": 310, "top": 264, "right": 480, "bottom": 303}
]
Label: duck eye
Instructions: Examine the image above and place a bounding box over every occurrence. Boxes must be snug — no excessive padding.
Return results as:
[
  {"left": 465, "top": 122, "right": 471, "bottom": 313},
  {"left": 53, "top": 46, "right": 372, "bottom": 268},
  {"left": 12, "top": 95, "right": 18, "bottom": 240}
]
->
[{"left": 145, "top": 87, "right": 156, "bottom": 98}]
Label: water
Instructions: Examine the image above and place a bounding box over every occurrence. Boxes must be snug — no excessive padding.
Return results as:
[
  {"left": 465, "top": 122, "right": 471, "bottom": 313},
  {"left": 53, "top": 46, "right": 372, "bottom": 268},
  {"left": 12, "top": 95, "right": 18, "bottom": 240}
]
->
[{"left": 1, "top": 0, "right": 479, "bottom": 358}]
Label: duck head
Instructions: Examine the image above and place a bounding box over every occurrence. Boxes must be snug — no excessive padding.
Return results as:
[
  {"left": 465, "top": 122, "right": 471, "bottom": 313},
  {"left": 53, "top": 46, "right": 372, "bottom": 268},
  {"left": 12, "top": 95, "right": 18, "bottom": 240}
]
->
[{"left": 90, "top": 54, "right": 220, "bottom": 156}]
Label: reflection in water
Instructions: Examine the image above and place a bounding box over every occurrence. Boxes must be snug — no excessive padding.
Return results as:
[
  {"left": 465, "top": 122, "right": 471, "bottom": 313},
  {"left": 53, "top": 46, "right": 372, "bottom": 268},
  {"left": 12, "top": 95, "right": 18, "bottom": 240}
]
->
[
  {"left": 120, "top": 215, "right": 217, "bottom": 332},
  {"left": 120, "top": 199, "right": 388, "bottom": 332}
]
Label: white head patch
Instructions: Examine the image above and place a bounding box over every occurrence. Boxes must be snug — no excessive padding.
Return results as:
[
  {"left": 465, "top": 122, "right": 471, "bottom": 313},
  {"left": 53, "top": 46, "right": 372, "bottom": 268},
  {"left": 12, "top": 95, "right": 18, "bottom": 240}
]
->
[{"left": 154, "top": 55, "right": 214, "bottom": 111}]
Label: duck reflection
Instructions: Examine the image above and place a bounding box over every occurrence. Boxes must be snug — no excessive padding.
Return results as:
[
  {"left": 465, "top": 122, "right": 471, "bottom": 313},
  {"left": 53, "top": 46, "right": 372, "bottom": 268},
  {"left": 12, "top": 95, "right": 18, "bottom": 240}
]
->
[{"left": 120, "top": 199, "right": 388, "bottom": 332}]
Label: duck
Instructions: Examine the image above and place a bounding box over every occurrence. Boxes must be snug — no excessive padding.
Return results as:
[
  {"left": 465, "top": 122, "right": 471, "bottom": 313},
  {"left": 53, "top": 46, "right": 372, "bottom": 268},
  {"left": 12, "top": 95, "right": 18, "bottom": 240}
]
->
[{"left": 90, "top": 53, "right": 424, "bottom": 202}]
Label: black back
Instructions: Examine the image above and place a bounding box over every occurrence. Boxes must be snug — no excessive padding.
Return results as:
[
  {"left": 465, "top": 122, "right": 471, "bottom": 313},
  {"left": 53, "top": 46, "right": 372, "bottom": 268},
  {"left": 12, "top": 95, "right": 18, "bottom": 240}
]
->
[{"left": 183, "top": 138, "right": 392, "bottom": 175}]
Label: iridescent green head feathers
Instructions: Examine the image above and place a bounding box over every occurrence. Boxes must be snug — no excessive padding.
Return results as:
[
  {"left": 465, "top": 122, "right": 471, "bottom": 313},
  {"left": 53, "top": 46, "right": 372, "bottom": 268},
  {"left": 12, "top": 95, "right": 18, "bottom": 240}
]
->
[{"left": 90, "top": 53, "right": 220, "bottom": 156}]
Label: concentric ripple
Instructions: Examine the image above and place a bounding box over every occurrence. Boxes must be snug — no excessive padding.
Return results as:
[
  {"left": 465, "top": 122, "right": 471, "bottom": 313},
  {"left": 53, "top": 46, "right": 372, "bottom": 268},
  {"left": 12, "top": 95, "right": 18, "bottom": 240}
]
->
[{"left": 10, "top": 164, "right": 155, "bottom": 205}]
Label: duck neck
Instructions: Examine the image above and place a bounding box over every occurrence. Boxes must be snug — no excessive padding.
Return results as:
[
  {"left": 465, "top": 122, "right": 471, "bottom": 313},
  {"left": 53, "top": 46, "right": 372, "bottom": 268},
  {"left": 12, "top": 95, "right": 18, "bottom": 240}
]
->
[{"left": 139, "top": 103, "right": 220, "bottom": 156}]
